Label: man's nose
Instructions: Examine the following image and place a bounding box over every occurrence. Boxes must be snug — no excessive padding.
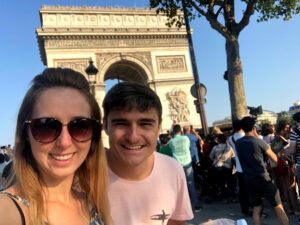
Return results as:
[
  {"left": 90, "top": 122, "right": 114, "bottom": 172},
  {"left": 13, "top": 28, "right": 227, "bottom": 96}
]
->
[{"left": 126, "top": 125, "right": 139, "bottom": 143}]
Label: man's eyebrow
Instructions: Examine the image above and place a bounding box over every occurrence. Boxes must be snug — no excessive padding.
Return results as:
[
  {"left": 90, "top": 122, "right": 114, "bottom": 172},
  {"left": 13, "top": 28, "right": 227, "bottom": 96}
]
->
[
  {"left": 111, "top": 119, "right": 127, "bottom": 123},
  {"left": 139, "top": 118, "right": 156, "bottom": 123}
]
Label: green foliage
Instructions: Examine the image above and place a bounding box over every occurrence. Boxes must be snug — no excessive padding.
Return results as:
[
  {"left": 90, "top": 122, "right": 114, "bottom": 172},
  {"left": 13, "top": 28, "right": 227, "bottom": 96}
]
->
[
  {"left": 254, "top": 0, "right": 300, "bottom": 22},
  {"left": 276, "top": 111, "right": 294, "bottom": 126},
  {"left": 150, "top": 0, "right": 300, "bottom": 28}
]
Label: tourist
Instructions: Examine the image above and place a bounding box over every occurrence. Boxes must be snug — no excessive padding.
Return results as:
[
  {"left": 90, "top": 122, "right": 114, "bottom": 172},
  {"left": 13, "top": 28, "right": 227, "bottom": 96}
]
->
[
  {"left": 0, "top": 68, "right": 111, "bottom": 225},
  {"left": 275, "top": 120, "right": 300, "bottom": 217},
  {"left": 158, "top": 134, "right": 173, "bottom": 157},
  {"left": 236, "top": 116, "right": 288, "bottom": 225},
  {"left": 228, "top": 120, "right": 251, "bottom": 217},
  {"left": 170, "top": 124, "right": 202, "bottom": 212},
  {"left": 289, "top": 112, "right": 300, "bottom": 195},
  {"left": 209, "top": 133, "right": 235, "bottom": 204},
  {"left": 103, "top": 82, "right": 193, "bottom": 225}
]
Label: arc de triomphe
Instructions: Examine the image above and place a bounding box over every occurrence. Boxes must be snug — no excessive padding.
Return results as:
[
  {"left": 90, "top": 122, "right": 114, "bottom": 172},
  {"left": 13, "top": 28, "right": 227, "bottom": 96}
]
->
[{"left": 36, "top": 5, "right": 201, "bottom": 144}]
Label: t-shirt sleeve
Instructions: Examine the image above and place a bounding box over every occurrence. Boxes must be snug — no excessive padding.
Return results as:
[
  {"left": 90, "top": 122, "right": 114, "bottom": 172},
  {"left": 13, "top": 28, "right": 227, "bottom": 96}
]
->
[
  {"left": 259, "top": 138, "right": 269, "bottom": 152},
  {"left": 170, "top": 165, "right": 194, "bottom": 221}
]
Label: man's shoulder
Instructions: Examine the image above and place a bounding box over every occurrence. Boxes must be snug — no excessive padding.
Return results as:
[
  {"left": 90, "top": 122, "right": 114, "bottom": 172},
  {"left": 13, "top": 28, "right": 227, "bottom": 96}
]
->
[
  {"left": 185, "top": 134, "right": 198, "bottom": 141},
  {"left": 155, "top": 152, "right": 185, "bottom": 173}
]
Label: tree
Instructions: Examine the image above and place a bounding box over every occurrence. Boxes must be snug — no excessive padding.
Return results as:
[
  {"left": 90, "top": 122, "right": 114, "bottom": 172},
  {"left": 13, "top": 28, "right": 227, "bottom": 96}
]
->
[
  {"left": 150, "top": 0, "right": 300, "bottom": 121},
  {"left": 276, "top": 110, "right": 293, "bottom": 126}
]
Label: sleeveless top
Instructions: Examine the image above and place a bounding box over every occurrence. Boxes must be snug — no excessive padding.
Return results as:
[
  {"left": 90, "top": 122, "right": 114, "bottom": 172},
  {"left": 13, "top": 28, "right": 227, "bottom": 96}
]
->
[{"left": 2, "top": 192, "right": 104, "bottom": 225}]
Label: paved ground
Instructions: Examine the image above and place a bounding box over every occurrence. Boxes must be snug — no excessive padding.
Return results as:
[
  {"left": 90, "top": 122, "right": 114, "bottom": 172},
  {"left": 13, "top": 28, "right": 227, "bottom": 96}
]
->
[{"left": 186, "top": 199, "right": 299, "bottom": 225}]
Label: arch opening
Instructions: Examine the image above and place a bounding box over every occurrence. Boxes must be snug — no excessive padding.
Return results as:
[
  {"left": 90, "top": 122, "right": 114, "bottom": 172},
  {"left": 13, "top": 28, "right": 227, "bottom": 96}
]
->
[{"left": 104, "top": 60, "right": 148, "bottom": 85}]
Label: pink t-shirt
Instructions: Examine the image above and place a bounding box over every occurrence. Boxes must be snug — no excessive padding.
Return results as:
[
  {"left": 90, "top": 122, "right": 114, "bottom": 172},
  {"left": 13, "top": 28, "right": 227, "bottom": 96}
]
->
[{"left": 108, "top": 152, "right": 194, "bottom": 225}]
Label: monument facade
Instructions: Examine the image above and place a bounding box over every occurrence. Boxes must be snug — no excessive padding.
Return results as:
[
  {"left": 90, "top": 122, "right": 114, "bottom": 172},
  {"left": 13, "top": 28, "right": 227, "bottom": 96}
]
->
[{"left": 36, "top": 5, "right": 201, "bottom": 141}]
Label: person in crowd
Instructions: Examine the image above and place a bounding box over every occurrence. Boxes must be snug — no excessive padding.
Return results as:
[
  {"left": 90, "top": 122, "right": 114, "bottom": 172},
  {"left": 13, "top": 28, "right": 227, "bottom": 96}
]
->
[
  {"left": 183, "top": 125, "right": 202, "bottom": 164},
  {"left": 0, "top": 153, "right": 7, "bottom": 190},
  {"left": 228, "top": 120, "right": 252, "bottom": 217},
  {"left": 261, "top": 123, "right": 278, "bottom": 184},
  {"left": 103, "top": 82, "right": 193, "bottom": 225},
  {"left": 275, "top": 120, "right": 300, "bottom": 217},
  {"left": 289, "top": 112, "right": 300, "bottom": 194},
  {"left": 0, "top": 68, "right": 111, "bottom": 225},
  {"left": 1, "top": 161, "right": 15, "bottom": 190},
  {"left": 169, "top": 124, "right": 202, "bottom": 212},
  {"left": 158, "top": 134, "right": 173, "bottom": 157},
  {"left": 183, "top": 125, "right": 203, "bottom": 191},
  {"left": 236, "top": 116, "right": 288, "bottom": 225},
  {"left": 209, "top": 133, "right": 235, "bottom": 204}
]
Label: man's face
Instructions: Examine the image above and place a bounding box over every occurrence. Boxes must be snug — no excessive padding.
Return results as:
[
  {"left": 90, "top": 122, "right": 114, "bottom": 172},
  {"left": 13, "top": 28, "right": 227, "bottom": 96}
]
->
[{"left": 104, "top": 107, "right": 161, "bottom": 170}]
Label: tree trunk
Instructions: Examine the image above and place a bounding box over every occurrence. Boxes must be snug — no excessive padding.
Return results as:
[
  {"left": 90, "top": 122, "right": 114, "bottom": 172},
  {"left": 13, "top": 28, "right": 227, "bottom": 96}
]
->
[{"left": 225, "top": 39, "right": 248, "bottom": 121}]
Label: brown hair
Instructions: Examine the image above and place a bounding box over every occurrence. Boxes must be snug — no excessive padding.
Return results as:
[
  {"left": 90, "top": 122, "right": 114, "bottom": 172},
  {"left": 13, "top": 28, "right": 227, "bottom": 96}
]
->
[{"left": 13, "top": 68, "right": 111, "bottom": 225}]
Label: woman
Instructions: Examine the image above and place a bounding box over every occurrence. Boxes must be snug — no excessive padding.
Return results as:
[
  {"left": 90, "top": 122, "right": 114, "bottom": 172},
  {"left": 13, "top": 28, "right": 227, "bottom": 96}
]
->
[
  {"left": 275, "top": 120, "right": 300, "bottom": 216},
  {"left": 209, "top": 133, "right": 235, "bottom": 203},
  {"left": 0, "top": 68, "right": 111, "bottom": 225}
]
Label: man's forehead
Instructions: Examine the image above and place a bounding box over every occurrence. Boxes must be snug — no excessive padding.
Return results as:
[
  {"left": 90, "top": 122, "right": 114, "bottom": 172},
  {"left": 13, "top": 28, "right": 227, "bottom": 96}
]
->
[{"left": 109, "top": 107, "right": 159, "bottom": 117}]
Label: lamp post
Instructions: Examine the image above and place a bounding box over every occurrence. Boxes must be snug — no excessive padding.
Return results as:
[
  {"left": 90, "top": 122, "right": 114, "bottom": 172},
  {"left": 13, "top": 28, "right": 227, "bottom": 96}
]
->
[
  {"left": 182, "top": 0, "right": 209, "bottom": 136},
  {"left": 85, "top": 58, "right": 98, "bottom": 96}
]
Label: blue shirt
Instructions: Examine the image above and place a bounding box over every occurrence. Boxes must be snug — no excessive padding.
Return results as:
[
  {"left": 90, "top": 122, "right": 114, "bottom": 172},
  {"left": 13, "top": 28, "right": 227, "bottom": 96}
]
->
[
  {"left": 169, "top": 134, "right": 191, "bottom": 166},
  {"left": 185, "top": 134, "right": 200, "bottom": 162}
]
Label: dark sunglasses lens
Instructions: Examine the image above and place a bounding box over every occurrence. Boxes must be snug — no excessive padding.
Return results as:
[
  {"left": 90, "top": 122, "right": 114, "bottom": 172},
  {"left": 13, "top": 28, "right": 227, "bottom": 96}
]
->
[
  {"left": 30, "top": 118, "right": 61, "bottom": 143},
  {"left": 68, "top": 118, "right": 95, "bottom": 142}
]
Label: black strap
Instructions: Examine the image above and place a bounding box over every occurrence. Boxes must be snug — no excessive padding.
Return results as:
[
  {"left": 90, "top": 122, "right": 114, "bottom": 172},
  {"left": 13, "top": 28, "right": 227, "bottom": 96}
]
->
[
  {"left": 7, "top": 195, "right": 26, "bottom": 225},
  {"left": 231, "top": 136, "right": 236, "bottom": 145}
]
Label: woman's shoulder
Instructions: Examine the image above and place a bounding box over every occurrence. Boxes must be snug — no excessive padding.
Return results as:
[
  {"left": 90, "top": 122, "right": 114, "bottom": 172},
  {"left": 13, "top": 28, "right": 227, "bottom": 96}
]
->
[{"left": 0, "top": 190, "right": 24, "bottom": 225}]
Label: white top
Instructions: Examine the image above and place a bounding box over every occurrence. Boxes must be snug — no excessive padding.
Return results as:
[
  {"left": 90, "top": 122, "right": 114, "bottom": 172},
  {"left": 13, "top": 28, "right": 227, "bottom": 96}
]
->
[
  {"left": 228, "top": 132, "right": 245, "bottom": 173},
  {"left": 108, "top": 152, "right": 193, "bottom": 225}
]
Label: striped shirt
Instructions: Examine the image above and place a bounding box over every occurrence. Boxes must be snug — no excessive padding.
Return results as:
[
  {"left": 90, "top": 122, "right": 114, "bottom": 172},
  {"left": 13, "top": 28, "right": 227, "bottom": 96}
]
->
[{"left": 290, "top": 126, "right": 300, "bottom": 165}]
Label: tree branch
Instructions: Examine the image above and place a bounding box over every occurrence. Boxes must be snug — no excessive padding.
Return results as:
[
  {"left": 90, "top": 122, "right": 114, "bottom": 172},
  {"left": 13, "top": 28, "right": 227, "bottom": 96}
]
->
[
  {"left": 190, "top": 0, "right": 236, "bottom": 41},
  {"left": 236, "top": 0, "right": 257, "bottom": 33},
  {"left": 215, "top": 2, "right": 225, "bottom": 17}
]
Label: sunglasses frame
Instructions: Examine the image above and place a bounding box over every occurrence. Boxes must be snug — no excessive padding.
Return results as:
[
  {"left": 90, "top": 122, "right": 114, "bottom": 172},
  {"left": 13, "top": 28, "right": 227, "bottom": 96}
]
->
[{"left": 25, "top": 117, "right": 101, "bottom": 143}]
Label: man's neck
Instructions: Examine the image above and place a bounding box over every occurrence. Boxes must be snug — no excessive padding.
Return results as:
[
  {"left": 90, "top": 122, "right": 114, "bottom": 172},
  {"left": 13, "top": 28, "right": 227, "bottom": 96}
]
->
[
  {"left": 236, "top": 129, "right": 244, "bottom": 134},
  {"left": 107, "top": 151, "right": 155, "bottom": 181},
  {"left": 245, "top": 130, "right": 256, "bottom": 137}
]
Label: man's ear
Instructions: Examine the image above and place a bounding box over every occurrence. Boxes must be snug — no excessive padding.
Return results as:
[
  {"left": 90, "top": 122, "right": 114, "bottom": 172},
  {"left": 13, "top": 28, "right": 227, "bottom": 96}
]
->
[{"left": 157, "top": 121, "right": 162, "bottom": 137}]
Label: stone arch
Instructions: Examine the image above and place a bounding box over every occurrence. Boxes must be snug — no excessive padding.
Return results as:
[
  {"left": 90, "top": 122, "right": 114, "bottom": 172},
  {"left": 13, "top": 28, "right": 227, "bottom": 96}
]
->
[{"left": 97, "top": 54, "right": 153, "bottom": 84}]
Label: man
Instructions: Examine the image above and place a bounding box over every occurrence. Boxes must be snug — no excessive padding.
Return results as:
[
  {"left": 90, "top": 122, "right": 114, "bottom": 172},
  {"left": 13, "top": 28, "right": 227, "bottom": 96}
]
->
[
  {"left": 103, "top": 82, "right": 193, "bottom": 225},
  {"left": 183, "top": 125, "right": 202, "bottom": 164},
  {"left": 169, "top": 124, "right": 202, "bottom": 212},
  {"left": 236, "top": 116, "right": 288, "bottom": 225},
  {"left": 228, "top": 120, "right": 251, "bottom": 217},
  {"left": 289, "top": 112, "right": 300, "bottom": 193}
]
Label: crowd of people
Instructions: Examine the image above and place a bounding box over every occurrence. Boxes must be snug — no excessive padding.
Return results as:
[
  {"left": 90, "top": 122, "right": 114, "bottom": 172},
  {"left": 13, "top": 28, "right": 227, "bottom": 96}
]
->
[
  {"left": 157, "top": 112, "right": 300, "bottom": 225},
  {"left": 0, "top": 67, "right": 300, "bottom": 225}
]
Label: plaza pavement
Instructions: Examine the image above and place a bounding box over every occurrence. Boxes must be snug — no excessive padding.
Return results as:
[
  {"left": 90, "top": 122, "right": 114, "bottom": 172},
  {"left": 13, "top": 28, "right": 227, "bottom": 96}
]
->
[{"left": 186, "top": 199, "right": 299, "bottom": 225}]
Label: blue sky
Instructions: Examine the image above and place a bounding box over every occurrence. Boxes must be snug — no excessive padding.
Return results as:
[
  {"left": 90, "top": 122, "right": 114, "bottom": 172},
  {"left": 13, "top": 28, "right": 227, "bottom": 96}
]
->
[{"left": 0, "top": 0, "right": 299, "bottom": 146}]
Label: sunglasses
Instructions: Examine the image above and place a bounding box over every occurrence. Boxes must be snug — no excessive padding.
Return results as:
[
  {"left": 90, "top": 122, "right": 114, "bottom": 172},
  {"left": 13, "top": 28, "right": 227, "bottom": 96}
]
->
[{"left": 25, "top": 117, "right": 101, "bottom": 143}]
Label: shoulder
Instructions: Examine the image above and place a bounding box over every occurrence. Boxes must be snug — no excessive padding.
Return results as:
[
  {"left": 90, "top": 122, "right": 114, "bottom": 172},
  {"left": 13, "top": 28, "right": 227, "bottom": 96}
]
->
[
  {"left": 155, "top": 152, "right": 184, "bottom": 173},
  {"left": 0, "top": 193, "right": 23, "bottom": 225}
]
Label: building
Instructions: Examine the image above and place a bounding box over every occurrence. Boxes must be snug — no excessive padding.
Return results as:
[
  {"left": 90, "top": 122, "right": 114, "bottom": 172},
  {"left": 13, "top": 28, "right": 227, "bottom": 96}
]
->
[
  {"left": 289, "top": 100, "right": 300, "bottom": 115},
  {"left": 256, "top": 110, "right": 277, "bottom": 125}
]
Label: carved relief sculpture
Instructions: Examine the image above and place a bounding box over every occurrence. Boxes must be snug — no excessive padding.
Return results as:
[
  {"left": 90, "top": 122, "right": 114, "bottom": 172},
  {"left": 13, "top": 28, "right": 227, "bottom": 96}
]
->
[
  {"left": 166, "top": 88, "right": 190, "bottom": 123},
  {"left": 54, "top": 59, "right": 89, "bottom": 79},
  {"left": 156, "top": 55, "right": 187, "bottom": 73}
]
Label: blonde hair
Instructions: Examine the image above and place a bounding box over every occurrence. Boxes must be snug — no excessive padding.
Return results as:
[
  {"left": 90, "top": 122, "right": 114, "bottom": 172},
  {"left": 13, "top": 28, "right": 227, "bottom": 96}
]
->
[{"left": 12, "top": 68, "right": 111, "bottom": 225}]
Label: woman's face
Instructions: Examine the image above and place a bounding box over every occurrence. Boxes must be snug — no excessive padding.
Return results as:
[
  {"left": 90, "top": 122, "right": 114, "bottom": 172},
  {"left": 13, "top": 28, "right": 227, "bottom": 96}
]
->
[
  {"left": 279, "top": 124, "right": 290, "bottom": 139},
  {"left": 28, "top": 87, "right": 92, "bottom": 183}
]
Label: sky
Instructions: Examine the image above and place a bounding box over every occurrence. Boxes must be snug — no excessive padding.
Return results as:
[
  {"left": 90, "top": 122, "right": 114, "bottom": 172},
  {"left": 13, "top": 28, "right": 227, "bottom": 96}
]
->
[{"left": 0, "top": 0, "right": 299, "bottom": 146}]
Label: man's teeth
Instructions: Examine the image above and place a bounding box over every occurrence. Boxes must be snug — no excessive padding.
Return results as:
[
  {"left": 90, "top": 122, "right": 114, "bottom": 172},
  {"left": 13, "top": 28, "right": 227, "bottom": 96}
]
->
[
  {"left": 124, "top": 146, "right": 142, "bottom": 150},
  {"left": 51, "top": 153, "right": 73, "bottom": 161}
]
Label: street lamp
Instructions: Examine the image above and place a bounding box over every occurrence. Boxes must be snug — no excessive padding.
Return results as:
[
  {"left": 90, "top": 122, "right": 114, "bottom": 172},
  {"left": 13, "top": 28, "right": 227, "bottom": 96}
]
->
[{"left": 85, "top": 58, "right": 98, "bottom": 96}]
